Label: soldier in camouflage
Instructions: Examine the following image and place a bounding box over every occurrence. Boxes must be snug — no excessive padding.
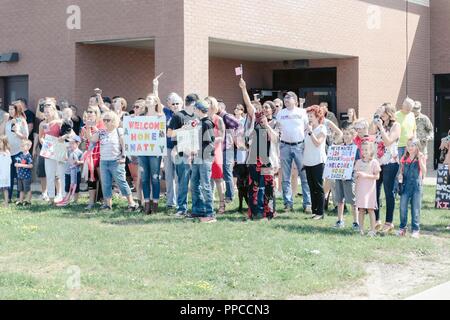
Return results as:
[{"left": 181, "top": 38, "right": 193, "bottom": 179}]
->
[{"left": 413, "top": 101, "right": 434, "bottom": 157}]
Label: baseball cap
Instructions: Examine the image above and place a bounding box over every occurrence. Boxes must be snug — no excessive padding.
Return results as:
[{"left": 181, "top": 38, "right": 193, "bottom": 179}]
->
[
  {"left": 413, "top": 101, "right": 422, "bottom": 112},
  {"left": 194, "top": 100, "right": 209, "bottom": 113}
]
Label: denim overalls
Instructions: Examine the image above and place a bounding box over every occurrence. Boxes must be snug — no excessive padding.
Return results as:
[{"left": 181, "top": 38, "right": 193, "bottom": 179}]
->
[{"left": 399, "top": 158, "right": 422, "bottom": 232}]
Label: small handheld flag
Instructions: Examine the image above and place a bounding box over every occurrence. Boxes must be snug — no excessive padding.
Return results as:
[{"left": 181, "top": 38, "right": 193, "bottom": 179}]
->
[{"left": 235, "top": 64, "right": 243, "bottom": 77}]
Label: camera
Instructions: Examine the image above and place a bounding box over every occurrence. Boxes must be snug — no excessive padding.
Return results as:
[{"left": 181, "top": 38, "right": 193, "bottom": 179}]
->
[
  {"left": 373, "top": 114, "right": 380, "bottom": 122},
  {"left": 39, "top": 103, "right": 45, "bottom": 113}
]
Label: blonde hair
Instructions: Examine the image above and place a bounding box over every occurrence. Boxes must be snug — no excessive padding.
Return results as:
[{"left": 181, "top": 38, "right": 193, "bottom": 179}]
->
[
  {"left": 102, "top": 111, "right": 120, "bottom": 128},
  {"left": 347, "top": 108, "right": 358, "bottom": 123},
  {"left": 0, "top": 135, "right": 10, "bottom": 152},
  {"left": 86, "top": 105, "right": 101, "bottom": 122},
  {"left": 354, "top": 119, "right": 369, "bottom": 130},
  {"left": 43, "top": 98, "right": 60, "bottom": 121},
  {"left": 21, "top": 139, "right": 32, "bottom": 149},
  {"left": 205, "top": 96, "right": 219, "bottom": 114},
  {"left": 145, "top": 94, "right": 163, "bottom": 114},
  {"left": 115, "top": 97, "right": 128, "bottom": 111}
]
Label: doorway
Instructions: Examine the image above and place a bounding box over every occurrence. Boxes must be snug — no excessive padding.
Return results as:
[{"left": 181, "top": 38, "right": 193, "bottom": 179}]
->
[
  {"left": 273, "top": 67, "right": 337, "bottom": 113},
  {"left": 1, "top": 75, "right": 29, "bottom": 107},
  {"left": 434, "top": 74, "right": 450, "bottom": 169}
]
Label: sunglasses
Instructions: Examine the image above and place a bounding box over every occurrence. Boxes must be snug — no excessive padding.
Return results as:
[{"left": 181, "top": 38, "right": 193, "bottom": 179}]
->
[
  {"left": 133, "top": 105, "right": 140, "bottom": 109},
  {"left": 103, "top": 119, "right": 112, "bottom": 123},
  {"left": 87, "top": 110, "right": 95, "bottom": 114}
]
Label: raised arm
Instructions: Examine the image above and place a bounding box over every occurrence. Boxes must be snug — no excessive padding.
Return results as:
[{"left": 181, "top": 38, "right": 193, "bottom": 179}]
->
[
  {"left": 376, "top": 121, "right": 401, "bottom": 147},
  {"left": 153, "top": 73, "right": 163, "bottom": 99},
  {"left": 327, "top": 120, "right": 343, "bottom": 143},
  {"left": 239, "top": 78, "right": 255, "bottom": 119}
]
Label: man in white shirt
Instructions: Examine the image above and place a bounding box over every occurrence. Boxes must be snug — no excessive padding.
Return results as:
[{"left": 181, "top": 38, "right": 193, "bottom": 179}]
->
[{"left": 277, "top": 91, "right": 311, "bottom": 212}]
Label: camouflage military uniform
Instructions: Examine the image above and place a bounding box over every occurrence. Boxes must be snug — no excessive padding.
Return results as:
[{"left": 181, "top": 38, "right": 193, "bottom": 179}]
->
[{"left": 415, "top": 113, "right": 434, "bottom": 155}]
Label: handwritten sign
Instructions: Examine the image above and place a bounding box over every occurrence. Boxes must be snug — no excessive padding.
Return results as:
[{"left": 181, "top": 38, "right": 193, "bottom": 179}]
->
[
  {"left": 435, "top": 164, "right": 450, "bottom": 210},
  {"left": 123, "top": 116, "right": 167, "bottom": 156},
  {"left": 40, "top": 135, "right": 67, "bottom": 162},
  {"left": 177, "top": 127, "right": 200, "bottom": 155},
  {"left": 323, "top": 145, "right": 357, "bottom": 180}
]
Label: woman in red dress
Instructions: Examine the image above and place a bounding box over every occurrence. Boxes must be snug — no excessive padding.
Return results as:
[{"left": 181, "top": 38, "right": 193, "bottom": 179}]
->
[
  {"left": 205, "top": 96, "right": 226, "bottom": 214},
  {"left": 81, "top": 105, "right": 105, "bottom": 210}
]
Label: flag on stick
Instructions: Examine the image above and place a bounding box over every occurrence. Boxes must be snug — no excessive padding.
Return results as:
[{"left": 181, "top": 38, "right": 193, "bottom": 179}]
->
[{"left": 235, "top": 64, "right": 243, "bottom": 78}]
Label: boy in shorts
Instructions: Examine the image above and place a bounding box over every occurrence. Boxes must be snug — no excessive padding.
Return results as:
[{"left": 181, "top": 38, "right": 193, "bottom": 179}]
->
[{"left": 334, "top": 127, "right": 360, "bottom": 231}]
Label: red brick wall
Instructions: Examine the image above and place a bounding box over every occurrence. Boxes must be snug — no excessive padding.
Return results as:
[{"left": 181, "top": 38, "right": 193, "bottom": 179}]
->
[
  {"left": 0, "top": 0, "right": 432, "bottom": 121},
  {"left": 187, "top": 0, "right": 431, "bottom": 119},
  {"left": 431, "top": 0, "right": 450, "bottom": 75},
  {"left": 75, "top": 44, "right": 155, "bottom": 110}
]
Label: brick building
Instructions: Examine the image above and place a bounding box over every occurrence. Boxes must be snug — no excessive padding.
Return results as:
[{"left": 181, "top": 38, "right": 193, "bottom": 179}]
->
[{"left": 0, "top": 0, "right": 449, "bottom": 165}]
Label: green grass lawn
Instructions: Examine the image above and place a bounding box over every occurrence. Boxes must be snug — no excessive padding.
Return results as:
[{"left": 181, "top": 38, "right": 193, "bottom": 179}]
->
[{"left": 0, "top": 186, "right": 449, "bottom": 299}]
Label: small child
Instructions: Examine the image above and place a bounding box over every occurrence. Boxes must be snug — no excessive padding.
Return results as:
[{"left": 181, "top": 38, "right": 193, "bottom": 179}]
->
[
  {"left": 14, "top": 140, "right": 33, "bottom": 206},
  {"left": 397, "top": 138, "right": 427, "bottom": 238},
  {"left": 57, "top": 136, "right": 83, "bottom": 206},
  {"left": 0, "top": 136, "right": 12, "bottom": 207},
  {"left": 334, "top": 126, "right": 360, "bottom": 231},
  {"left": 354, "top": 141, "right": 381, "bottom": 236}
]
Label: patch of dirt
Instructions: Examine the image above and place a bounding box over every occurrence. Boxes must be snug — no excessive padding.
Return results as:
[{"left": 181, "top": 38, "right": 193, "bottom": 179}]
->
[{"left": 291, "top": 239, "right": 450, "bottom": 300}]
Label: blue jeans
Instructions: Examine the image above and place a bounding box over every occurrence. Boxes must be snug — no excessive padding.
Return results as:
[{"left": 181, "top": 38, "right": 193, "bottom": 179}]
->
[
  {"left": 100, "top": 160, "right": 132, "bottom": 199},
  {"left": 175, "top": 156, "right": 191, "bottom": 213},
  {"left": 280, "top": 143, "right": 311, "bottom": 208},
  {"left": 375, "top": 163, "right": 399, "bottom": 223},
  {"left": 138, "top": 156, "right": 162, "bottom": 202},
  {"left": 164, "top": 149, "right": 177, "bottom": 207},
  {"left": 223, "top": 148, "right": 235, "bottom": 200},
  {"left": 191, "top": 160, "right": 214, "bottom": 217},
  {"left": 399, "top": 184, "right": 422, "bottom": 232},
  {"left": 8, "top": 154, "right": 19, "bottom": 201}
]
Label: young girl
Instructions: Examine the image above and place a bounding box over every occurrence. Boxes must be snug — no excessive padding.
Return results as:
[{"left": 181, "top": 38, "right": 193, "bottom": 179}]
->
[
  {"left": 0, "top": 136, "right": 12, "bottom": 207},
  {"left": 56, "top": 136, "right": 83, "bottom": 207},
  {"left": 354, "top": 141, "right": 381, "bottom": 236},
  {"left": 397, "top": 138, "right": 427, "bottom": 238}
]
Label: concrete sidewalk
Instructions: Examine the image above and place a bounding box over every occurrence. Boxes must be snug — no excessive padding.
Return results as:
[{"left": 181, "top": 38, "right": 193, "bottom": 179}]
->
[{"left": 406, "top": 281, "right": 450, "bottom": 300}]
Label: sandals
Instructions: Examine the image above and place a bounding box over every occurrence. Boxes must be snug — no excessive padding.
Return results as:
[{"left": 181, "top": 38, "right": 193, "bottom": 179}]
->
[{"left": 218, "top": 202, "right": 226, "bottom": 215}]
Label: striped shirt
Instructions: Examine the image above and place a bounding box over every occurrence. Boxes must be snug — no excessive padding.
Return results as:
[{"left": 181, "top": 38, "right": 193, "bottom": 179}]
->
[{"left": 99, "top": 128, "right": 124, "bottom": 161}]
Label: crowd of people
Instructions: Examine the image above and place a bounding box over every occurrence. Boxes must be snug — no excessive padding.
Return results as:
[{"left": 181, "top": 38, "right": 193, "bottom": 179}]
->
[{"left": 0, "top": 75, "right": 448, "bottom": 235}]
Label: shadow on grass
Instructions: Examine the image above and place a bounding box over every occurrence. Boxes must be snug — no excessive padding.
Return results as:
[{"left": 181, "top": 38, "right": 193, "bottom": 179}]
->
[{"left": 272, "top": 223, "right": 357, "bottom": 237}]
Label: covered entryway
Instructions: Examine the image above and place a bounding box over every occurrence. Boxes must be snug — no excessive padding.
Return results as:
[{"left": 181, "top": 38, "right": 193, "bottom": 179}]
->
[
  {"left": 208, "top": 38, "right": 357, "bottom": 118},
  {"left": 76, "top": 38, "right": 155, "bottom": 109}
]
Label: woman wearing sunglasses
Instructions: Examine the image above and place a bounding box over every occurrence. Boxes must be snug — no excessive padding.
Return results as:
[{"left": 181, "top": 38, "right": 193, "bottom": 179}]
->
[{"left": 89, "top": 111, "right": 139, "bottom": 212}]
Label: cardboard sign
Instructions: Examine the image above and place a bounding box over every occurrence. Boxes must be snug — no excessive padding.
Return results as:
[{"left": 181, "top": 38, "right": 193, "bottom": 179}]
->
[
  {"left": 177, "top": 126, "right": 200, "bottom": 155},
  {"left": 435, "top": 164, "right": 450, "bottom": 210},
  {"left": 40, "top": 135, "right": 67, "bottom": 162},
  {"left": 123, "top": 116, "right": 167, "bottom": 156},
  {"left": 323, "top": 144, "right": 357, "bottom": 180}
]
